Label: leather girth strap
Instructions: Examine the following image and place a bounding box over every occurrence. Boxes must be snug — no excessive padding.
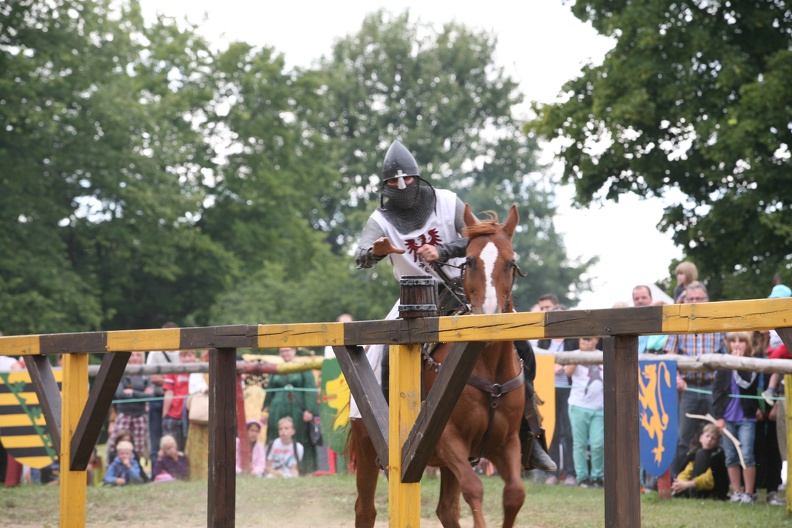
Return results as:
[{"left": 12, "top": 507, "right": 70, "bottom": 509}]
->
[{"left": 466, "top": 369, "right": 525, "bottom": 466}]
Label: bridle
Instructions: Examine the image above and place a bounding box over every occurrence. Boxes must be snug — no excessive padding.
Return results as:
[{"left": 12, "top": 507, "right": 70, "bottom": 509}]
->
[
  {"left": 434, "top": 253, "right": 526, "bottom": 314},
  {"left": 420, "top": 235, "right": 526, "bottom": 372}
]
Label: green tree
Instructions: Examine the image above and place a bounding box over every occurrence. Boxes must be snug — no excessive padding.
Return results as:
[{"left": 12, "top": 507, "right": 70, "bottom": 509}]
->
[
  {"left": 208, "top": 258, "right": 398, "bottom": 326},
  {"left": 0, "top": 0, "right": 236, "bottom": 332},
  {"left": 197, "top": 42, "right": 336, "bottom": 282},
  {"left": 529, "top": 1, "right": 792, "bottom": 300},
  {"left": 299, "top": 10, "right": 592, "bottom": 308}
]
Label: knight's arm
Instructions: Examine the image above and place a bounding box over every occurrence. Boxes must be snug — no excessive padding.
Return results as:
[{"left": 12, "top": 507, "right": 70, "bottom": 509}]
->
[
  {"left": 355, "top": 217, "right": 387, "bottom": 269},
  {"left": 438, "top": 238, "right": 468, "bottom": 262},
  {"left": 438, "top": 197, "right": 470, "bottom": 262}
]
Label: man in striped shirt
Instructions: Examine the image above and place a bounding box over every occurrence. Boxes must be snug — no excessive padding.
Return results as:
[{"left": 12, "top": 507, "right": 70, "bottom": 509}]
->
[{"left": 663, "top": 281, "right": 726, "bottom": 476}]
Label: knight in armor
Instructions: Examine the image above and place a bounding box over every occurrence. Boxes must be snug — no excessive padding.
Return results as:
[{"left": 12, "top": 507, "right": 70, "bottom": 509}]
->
[
  {"left": 354, "top": 139, "right": 468, "bottom": 271},
  {"left": 353, "top": 140, "right": 555, "bottom": 473}
]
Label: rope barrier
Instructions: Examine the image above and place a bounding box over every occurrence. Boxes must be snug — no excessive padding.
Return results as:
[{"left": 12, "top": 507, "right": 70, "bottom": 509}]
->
[
  {"left": 555, "top": 382, "right": 777, "bottom": 401},
  {"left": 86, "top": 359, "right": 324, "bottom": 377},
  {"left": 110, "top": 386, "right": 319, "bottom": 406}
]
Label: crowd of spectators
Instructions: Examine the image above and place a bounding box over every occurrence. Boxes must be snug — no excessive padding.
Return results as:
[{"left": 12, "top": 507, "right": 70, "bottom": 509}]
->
[
  {"left": 528, "top": 263, "right": 789, "bottom": 507},
  {"left": 0, "top": 329, "right": 325, "bottom": 487}
]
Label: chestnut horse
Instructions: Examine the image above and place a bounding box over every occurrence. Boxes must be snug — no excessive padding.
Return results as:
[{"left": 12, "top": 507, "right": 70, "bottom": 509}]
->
[{"left": 350, "top": 204, "right": 526, "bottom": 528}]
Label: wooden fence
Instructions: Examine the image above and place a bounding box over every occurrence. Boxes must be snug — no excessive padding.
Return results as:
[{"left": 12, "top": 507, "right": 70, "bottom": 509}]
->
[{"left": 0, "top": 297, "right": 791, "bottom": 527}]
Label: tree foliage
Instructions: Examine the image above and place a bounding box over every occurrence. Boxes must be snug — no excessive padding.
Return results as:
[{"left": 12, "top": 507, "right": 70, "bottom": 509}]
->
[
  {"left": 529, "top": 1, "right": 792, "bottom": 300},
  {"left": 198, "top": 42, "right": 336, "bottom": 281},
  {"left": 0, "top": 2, "right": 592, "bottom": 334},
  {"left": 0, "top": 0, "right": 235, "bottom": 331},
  {"left": 301, "top": 10, "right": 593, "bottom": 310}
]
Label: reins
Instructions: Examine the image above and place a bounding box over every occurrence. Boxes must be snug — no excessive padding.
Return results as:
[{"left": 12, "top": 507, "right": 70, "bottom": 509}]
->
[{"left": 430, "top": 261, "right": 470, "bottom": 316}]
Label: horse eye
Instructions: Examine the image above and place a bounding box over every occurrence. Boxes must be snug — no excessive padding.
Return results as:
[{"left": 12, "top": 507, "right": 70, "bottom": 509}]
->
[{"left": 465, "top": 256, "right": 475, "bottom": 268}]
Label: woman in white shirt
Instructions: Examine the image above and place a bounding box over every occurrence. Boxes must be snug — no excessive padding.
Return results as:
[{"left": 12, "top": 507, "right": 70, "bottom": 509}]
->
[{"left": 564, "top": 337, "right": 604, "bottom": 488}]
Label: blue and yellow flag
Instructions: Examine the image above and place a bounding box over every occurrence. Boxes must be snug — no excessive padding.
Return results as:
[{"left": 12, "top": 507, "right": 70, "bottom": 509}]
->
[
  {"left": 638, "top": 359, "right": 677, "bottom": 477},
  {"left": 0, "top": 370, "right": 61, "bottom": 469}
]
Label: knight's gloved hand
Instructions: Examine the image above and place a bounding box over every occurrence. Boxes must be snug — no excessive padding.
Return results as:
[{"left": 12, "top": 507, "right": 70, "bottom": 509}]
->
[
  {"left": 417, "top": 244, "right": 440, "bottom": 263},
  {"left": 372, "top": 237, "right": 405, "bottom": 257}
]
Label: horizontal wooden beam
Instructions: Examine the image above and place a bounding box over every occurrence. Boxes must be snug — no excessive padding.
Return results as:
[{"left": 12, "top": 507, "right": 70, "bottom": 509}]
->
[
  {"left": 84, "top": 359, "right": 323, "bottom": 377},
  {"left": 663, "top": 299, "right": 792, "bottom": 334},
  {"left": 1, "top": 298, "right": 790, "bottom": 357},
  {"left": 0, "top": 326, "right": 261, "bottom": 356}
]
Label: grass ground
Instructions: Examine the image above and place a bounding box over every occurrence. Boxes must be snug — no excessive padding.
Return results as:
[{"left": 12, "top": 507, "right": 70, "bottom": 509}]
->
[{"left": 0, "top": 473, "right": 788, "bottom": 527}]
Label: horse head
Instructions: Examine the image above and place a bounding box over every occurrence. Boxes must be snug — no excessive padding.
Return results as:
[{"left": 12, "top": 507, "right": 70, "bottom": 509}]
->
[{"left": 462, "top": 204, "right": 520, "bottom": 315}]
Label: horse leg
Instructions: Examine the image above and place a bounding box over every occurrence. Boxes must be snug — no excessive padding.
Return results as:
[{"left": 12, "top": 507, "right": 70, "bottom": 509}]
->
[
  {"left": 436, "top": 466, "right": 462, "bottom": 528},
  {"left": 350, "top": 419, "right": 380, "bottom": 528},
  {"left": 487, "top": 437, "right": 526, "bottom": 528},
  {"left": 457, "top": 462, "right": 487, "bottom": 528},
  {"left": 438, "top": 445, "right": 488, "bottom": 528}
]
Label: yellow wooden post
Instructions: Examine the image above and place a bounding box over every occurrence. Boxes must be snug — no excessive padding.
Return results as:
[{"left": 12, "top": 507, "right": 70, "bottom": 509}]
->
[
  {"left": 60, "top": 353, "right": 88, "bottom": 528},
  {"left": 389, "top": 343, "right": 421, "bottom": 527},
  {"left": 786, "top": 374, "right": 792, "bottom": 515}
]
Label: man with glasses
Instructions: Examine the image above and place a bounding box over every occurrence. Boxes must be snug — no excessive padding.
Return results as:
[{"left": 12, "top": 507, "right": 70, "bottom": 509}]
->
[{"left": 662, "top": 281, "right": 726, "bottom": 476}]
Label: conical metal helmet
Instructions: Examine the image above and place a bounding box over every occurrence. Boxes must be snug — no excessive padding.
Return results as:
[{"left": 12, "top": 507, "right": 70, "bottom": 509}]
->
[{"left": 382, "top": 140, "right": 420, "bottom": 181}]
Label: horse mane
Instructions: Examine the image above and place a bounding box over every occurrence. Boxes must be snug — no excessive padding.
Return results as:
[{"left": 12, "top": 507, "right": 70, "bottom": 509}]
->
[{"left": 462, "top": 210, "right": 501, "bottom": 239}]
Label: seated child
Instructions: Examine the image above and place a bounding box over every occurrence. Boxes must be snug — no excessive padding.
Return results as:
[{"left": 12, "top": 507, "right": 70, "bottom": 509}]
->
[
  {"left": 236, "top": 420, "right": 266, "bottom": 477},
  {"left": 671, "top": 424, "right": 729, "bottom": 500},
  {"left": 265, "top": 416, "right": 304, "bottom": 478},
  {"left": 107, "top": 430, "right": 149, "bottom": 482},
  {"left": 152, "top": 434, "right": 189, "bottom": 482},
  {"left": 103, "top": 440, "right": 145, "bottom": 486}
]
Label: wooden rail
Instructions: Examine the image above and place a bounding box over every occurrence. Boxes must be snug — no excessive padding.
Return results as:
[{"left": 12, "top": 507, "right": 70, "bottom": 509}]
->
[{"left": 0, "top": 297, "right": 791, "bottom": 527}]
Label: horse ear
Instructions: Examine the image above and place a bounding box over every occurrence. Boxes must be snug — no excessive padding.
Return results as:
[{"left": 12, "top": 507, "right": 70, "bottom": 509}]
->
[
  {"left": 504, "top": 205, "right": 519, "bottom": 238},
  {"left": 463, "top": 203, "right": 478, "bottom": 228}
]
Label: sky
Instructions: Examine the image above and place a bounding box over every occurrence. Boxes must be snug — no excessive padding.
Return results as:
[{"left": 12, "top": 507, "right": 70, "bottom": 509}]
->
[{"left": 139, "top": 1, "right": 684, "bottom": 309}]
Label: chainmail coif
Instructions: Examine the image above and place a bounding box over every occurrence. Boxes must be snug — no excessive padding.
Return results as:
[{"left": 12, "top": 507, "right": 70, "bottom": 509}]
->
[{"left": 379, "top": 179, "right": 437, "bottom": 234}]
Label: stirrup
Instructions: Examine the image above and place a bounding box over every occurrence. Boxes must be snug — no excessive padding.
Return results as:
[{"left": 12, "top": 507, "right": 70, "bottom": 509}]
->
[{"left": 530, "top": 439, "right": 557, "bottom": 473}]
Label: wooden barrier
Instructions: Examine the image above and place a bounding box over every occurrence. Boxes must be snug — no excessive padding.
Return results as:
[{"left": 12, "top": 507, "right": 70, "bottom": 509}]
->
[{"left": 0, "top": 297, "right": 791, "bottom": 527}]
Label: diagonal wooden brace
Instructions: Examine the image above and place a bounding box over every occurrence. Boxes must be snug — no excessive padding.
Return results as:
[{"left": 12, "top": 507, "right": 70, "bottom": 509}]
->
[
  {"left": 70, "top": 352, "right": 130, "bottom": 470},
  {"left": 333, "top": 345, "right": 389, "bottom": 468},
  {"left": 401, "top": 341, "right": 486, "bottom": 483},
  {"left": 24, "top": 355, "right": 63, "bottom": 454},
  {"left": 776, "top": 327, "right": 792, "bottom": 351}
]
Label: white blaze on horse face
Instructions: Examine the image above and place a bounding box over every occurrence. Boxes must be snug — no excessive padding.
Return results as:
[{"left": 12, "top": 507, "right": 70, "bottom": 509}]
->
[{"left": 480, "top": 242, "right": 499, "bottom": 315}]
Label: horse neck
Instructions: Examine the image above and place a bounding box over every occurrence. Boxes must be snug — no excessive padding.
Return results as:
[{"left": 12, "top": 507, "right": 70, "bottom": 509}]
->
[{"left": 477, "top": 340, "right": 520, "bottom": 382}]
